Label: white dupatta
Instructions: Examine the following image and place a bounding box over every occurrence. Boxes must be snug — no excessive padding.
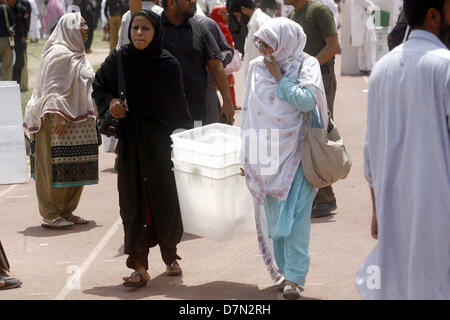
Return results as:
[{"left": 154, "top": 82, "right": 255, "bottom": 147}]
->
[
  {"left": 23, "top": 13, "right": 96, "bottom": 133},
  {"left": 240, "top": 18, "right": 329, "bottom": 283},
  {"left": 241, "top": 17, "right": 328, "bottom": 205}
]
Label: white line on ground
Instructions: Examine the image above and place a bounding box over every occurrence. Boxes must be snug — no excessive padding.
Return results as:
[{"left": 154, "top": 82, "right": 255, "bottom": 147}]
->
[
  {"left": 5, "top": 195, "right": 28, "bottom": 199},
  {"left": 305, "top": 282, "right": 326, "bottom": 286},
  {"left": 54, "top": 217, "right": 122, "bottom": 300},
  {"left": 102, "top": 258, "right": 126, "bottom": 263},
  {"left": 0, "top": 185, "right": 18, "bottom": 198},
  {"left": 363, "top": 76, "right": 369, "bottom": 84},
  {"left": 27, "top": 292, "right": 54, "bottom": 296}
]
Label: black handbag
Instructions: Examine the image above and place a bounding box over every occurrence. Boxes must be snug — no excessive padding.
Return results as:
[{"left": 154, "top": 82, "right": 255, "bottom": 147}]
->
[{"left": 98, "top": 47, "right": 126, "bottom": 138}]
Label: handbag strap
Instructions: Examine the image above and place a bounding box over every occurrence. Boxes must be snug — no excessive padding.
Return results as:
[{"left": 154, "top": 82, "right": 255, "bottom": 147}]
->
[
  {"left": 298, "top": 54, "right": 312, "bottom": 127},
  {"left": 3, "top": 5, "right": 11, "bottom": 32},
  {"left": 297, "top": 54, "right": 310, "bottom": 79},
  {"left": 116, "top": 47, "right": 126, "bottom": 105}
]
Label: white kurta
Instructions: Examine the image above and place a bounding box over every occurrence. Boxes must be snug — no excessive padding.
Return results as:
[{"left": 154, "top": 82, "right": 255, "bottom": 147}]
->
[
  {"left": 351, "top": 0, "right": 377, "bottom": 71},
  {"left": 357, "top": 30, "right": 450, "bottom": 300},
  {"left": 243, "top": 8, "right": 271, "bottom": 79},
  {"left": 392, "top": 0, "right": 403, "bottom": 26},
  {"left": 28, "top": 0, "right": 42, "bottom": 40}
]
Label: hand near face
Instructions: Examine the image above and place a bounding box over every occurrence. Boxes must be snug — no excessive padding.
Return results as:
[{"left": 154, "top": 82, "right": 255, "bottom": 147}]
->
[{"left": 264, "top": 55, "right": 283, "bottom": 83}]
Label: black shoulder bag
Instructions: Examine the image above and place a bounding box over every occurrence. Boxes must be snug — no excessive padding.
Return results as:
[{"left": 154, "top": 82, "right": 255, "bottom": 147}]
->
[{"left": 98, "top": 47, "right": 126, "bottom": 138}]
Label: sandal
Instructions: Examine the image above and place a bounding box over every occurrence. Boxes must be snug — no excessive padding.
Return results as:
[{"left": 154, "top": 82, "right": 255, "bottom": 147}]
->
[
  {"left": 123, "top": 271, "right": 148, "bottom": 288},
  {"left": 0, "top": 275, "right": 22, "bottom": 290},
  {"left": 282, "top": 281, "right": 303, "bottom": 300},
  {"left": 63, "top": 213, "right": 90, "bottom": 225},
  {"left": 41, "top": 217, "right": 74, "bottom": 229},
  {"left": 166, "top": 261, "right": 182, "bottom": 277},
  {"left": 277, "top": 280, "right": 285, "bottom": 293}
]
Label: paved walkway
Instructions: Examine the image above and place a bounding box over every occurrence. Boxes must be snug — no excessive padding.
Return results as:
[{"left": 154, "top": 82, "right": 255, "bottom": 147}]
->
[{"left": 0, "top": 53, "right": 376, "bottom": 300}]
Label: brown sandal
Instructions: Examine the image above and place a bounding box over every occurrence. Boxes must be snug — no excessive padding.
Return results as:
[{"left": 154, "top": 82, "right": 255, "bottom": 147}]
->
[
  {"left": 282, "top": 281, "right": 303, "bottom": 300},
  {"left": 166, "top": 261, "right": 182, "bottom": 276},
  {"left": 63, "top": 213, "right": 90, "bottom": 225},
  {"left": 41, "top": 217, "right": 74, "bottom": 229}
]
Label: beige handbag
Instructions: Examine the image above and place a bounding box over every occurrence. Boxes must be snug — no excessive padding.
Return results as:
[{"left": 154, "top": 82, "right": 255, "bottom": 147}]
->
[
  {"left": 300, "top": 112, "right": 352, "bottom": 188},
  {"left": 297, "top": 55, "right": 351, "bottom": 187}
]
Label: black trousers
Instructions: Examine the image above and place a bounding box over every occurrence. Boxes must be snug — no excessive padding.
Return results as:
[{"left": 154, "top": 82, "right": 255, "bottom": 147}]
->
[
  {"left": 0, "top": 241, "right": 10, "bottom": 273},
  {"left": 314, "top": 61, "right": 337, "bottom": 204},
  {"left": 126, "top": 226, "right": 180, "bottom": 271},
  {"left": 85, "top": 21, "right": 95, "bottom": 50},
  {"left": 12, "top": 40, "right": 26, "bottom": 84}
]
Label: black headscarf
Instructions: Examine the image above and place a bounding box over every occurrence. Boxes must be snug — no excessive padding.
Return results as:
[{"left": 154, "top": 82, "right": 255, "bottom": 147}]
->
[
  {"left": 92, "top": 10, "right": 192, "bottom": 134},
  {"left": 125, "top": 10, "right": 164, "bottom": 58}
]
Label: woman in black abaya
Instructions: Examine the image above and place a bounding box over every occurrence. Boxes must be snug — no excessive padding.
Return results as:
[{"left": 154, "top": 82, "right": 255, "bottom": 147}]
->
[{"left": 92, "top": 10, "right": 192, "bottom": 288}]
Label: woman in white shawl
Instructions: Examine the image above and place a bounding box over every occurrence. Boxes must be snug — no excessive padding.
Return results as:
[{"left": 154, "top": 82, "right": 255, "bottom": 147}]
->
[
  {"left": 241, "top": 17, "right": 328, "bottom": 300},
  {"left": 23, "top": 13, "right": 99, "bottom": 229}
]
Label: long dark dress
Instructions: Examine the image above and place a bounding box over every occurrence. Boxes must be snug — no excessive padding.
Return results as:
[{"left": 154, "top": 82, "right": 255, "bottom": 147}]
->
[{"left": 92, "top": 11, "right": 192, "bottom": 268}]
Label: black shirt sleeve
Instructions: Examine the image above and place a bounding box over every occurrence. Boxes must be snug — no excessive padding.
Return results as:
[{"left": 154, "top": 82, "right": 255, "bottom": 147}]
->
[
  {"left": 93, "top": 50, "right": 119, "bottom": 117},
  {"left": 201, "top": 25, "right": 223, "bottom": 64}
]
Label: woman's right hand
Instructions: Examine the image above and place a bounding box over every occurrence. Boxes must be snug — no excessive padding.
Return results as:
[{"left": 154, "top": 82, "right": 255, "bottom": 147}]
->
[{"left": 109, "top": 98, "right": 128, "bottom": 119}]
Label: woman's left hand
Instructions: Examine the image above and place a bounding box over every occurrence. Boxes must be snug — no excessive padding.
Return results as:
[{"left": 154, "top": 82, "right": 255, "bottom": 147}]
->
[
  {"left": 264, "top": 55, "right": 283, "bottom": 83},
  {"left": 53, "top": 113, "right": 67, "bottom": 136}
]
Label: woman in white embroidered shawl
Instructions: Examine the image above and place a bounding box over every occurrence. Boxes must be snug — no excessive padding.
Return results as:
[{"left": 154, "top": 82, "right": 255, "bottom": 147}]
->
[
  {"left": 23, "top": 13, "right": 99, "bottom": 229},
  {"left": 241, "top": 18, "right": 328, "bottom": 300}
]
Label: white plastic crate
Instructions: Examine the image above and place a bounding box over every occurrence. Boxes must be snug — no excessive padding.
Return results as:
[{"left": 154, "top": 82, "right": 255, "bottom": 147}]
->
[
  {"left": 0, "top": 83, "right": 28, "bottom": 184},
  {"left": 171, "top": 123, "right": 242, "bottom": 167},
  {"left": 173, "top": 160, "right": 255, "bottom": 241}
]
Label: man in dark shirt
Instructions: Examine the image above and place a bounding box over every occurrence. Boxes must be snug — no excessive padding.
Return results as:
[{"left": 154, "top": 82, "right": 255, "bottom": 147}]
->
[
  {"left": 387, "top": 9, "right": 409, "bottom": 51},
  {"left": 191, "top": 13, "right": 233, "bottom": 124},
  {"left": 130, "top": 0, "right": 235, "bottom": 124},
  {"left": 8, "top": 0, "right": 30, "bottom": 85},
  {"left": 226, "top": 0, "right": 247, "bottom": 55},
  {"left": 0, "top": 0, "right": 14, "bottom": 80},
  {"left": 285, "top": 0, "right": 341, "bottom": 218}
]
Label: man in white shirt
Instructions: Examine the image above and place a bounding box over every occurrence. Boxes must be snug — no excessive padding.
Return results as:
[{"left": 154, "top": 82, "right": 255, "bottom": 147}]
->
[
  {"left": 116, "top": 0, "right": 163, "bottom": 48},
  {"left": 351, "top": 0, "right": 377, "bottom": 74},
  {"left": 230, "top": 0, "right": 271, "bottom": 78},
  {"left": 357, "top": 0, "right": 450, "bottom": 299}
]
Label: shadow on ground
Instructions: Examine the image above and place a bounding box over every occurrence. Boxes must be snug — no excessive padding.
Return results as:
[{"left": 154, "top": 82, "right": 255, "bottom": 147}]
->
[
  {"left": 101, "top": 168, "right": 117, "bottom": 174},
  {"left": 17, "top": 221, "right": 101, "bottom": 237},
  {"left": 82, "top": 274, "right": 320, "bottom": 300},
  {"left": 311, "top": 214, "right": 337, "bottom": 224}
]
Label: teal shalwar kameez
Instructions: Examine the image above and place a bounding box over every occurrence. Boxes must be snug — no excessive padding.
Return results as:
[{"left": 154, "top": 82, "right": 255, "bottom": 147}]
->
[{"left": 264, "top": 76, "right": 322, "bottom": 287}]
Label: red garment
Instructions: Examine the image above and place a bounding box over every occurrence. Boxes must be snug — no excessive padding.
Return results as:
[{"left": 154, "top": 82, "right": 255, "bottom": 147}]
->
[
  {"left": 210, "top": 6, "right": 239, "bottom": 108},
  {"left": 227, "top": 74, "right": 236, "bottom": 108},
  {"left": 210, "top": 6, "right": 234, "bottom": 49}
]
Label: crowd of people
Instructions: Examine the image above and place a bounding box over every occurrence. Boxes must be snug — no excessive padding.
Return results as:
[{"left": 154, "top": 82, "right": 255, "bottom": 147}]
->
[
  {"left": 0, "top": 0, "right": 130, "bottom": 86},
  {"left": 0, "top": 0, "right": 449, "bottom": 300}
]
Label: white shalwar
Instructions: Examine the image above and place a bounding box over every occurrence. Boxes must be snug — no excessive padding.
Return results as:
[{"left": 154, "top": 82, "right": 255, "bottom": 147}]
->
[
  {"left": 357, "top": 30, "right": 450, "bottom": 300},
  {"left": 351, "top": 0, "right": 377, "bottom": 71},
  {"left": 28, "top": 0, "right": 42, "bottom": 40},
  {"left": 243, "top": 8, "right": 271, "bottom": 79}
]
